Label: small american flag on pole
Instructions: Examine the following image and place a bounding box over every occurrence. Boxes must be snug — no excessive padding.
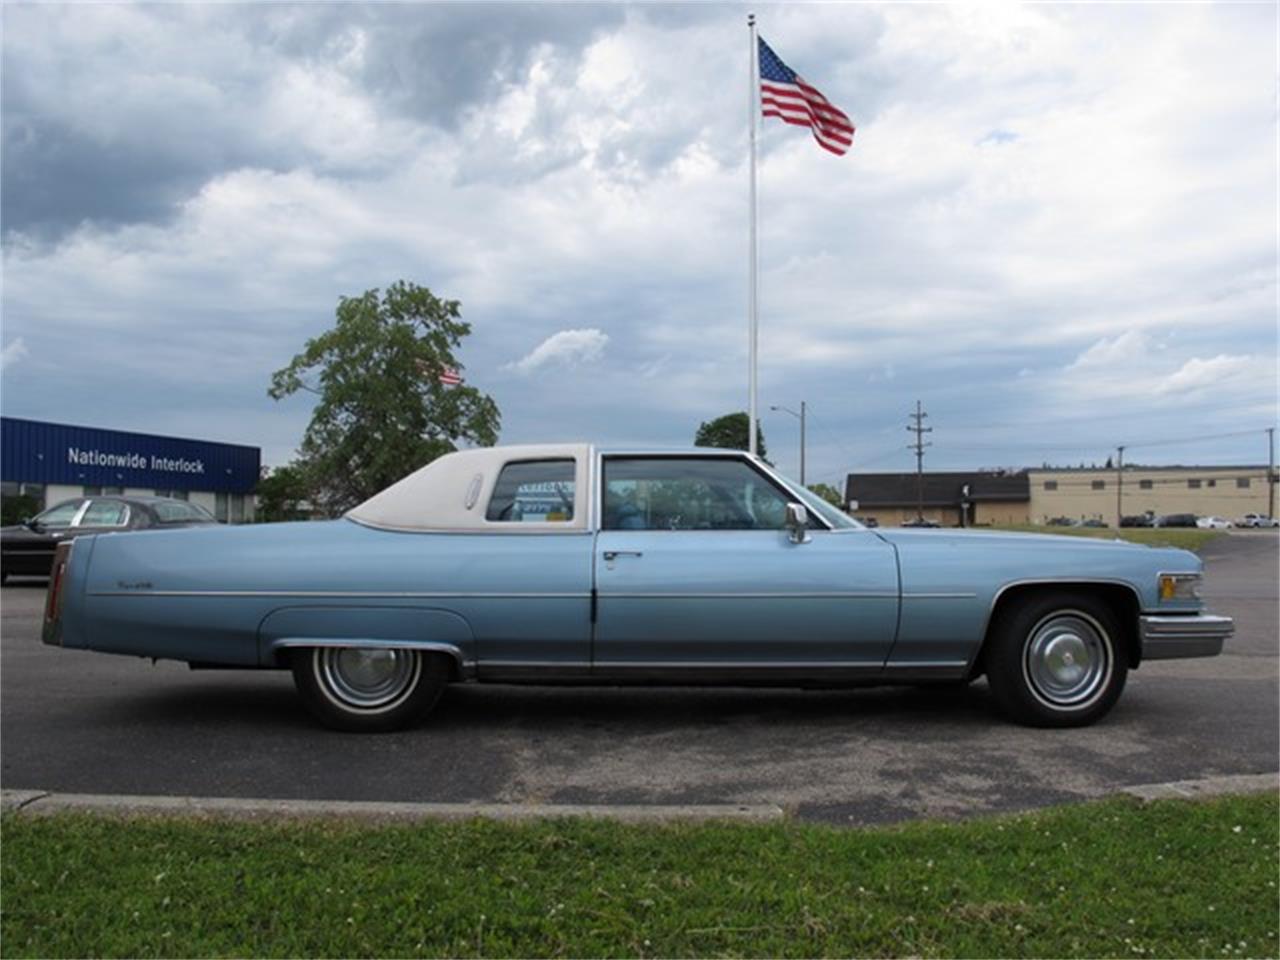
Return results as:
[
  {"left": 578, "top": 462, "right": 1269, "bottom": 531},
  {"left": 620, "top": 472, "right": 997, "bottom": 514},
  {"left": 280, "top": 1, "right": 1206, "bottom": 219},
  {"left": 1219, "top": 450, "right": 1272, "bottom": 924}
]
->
[
  {"left": 758, "top": 37, "right": 855, "bottom": 156},
  {"left": 417, "top": 359, "right": 464, "bottom": 386}
]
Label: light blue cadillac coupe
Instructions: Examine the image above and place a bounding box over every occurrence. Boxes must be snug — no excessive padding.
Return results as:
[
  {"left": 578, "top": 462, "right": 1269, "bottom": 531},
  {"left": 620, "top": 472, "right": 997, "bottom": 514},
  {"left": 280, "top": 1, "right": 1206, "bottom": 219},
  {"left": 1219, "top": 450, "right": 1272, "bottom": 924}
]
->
[{"left": 42, "top": 444, "right": 1232, "bottom": 731}]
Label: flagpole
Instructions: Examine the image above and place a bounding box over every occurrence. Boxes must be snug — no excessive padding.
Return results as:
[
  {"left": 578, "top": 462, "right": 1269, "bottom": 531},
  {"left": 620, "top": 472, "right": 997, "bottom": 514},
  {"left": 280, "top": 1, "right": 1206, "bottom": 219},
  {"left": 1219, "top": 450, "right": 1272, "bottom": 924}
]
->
[{"left": 747, "top": 12, "right": 759, "bottom": 457}]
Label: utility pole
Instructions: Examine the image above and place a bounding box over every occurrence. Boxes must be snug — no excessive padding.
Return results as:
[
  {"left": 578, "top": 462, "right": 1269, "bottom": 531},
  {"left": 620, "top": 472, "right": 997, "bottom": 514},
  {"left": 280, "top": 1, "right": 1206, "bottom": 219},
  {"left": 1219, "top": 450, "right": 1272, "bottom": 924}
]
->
[
  {"left": 769, "top": 401, "right": 807, "bottom": 485},
  {"left": 1269, "top": 427, "right": 1276, "bottom": 520},
  {"left": 906, "top": 400, "right": 932, "bottom": 523},
  {"left": 1116, "top": 445, "right": 1125, "bottom": 529}
]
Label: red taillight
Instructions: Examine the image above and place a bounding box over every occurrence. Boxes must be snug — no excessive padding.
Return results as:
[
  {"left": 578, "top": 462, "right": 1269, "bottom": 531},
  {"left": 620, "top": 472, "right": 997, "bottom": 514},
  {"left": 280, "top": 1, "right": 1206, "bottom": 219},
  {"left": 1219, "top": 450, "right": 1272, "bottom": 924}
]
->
[{"left": 45, "top": 543, "right": 71, "bottom": 623}]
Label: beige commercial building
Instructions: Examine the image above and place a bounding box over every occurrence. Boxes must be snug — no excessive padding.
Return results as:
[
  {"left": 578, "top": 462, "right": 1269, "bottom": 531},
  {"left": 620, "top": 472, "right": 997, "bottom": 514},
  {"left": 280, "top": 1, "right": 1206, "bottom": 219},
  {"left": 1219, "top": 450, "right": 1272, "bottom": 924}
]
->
[
  {"left": 845, "top": 471, "right": 1030, "bottom": 527},
  {"left": 845, "top": 464, "right": 1275, "bottom": 528},
  {"left": 1028, "top": 465, "right": 1274, "bottom": 527}
]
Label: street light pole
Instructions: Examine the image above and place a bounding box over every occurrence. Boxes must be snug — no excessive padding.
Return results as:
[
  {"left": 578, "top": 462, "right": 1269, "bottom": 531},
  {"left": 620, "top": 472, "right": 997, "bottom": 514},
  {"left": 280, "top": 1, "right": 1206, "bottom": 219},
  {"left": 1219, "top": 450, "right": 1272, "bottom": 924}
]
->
[
  {"left": 769, "top": 402, "right": 807, "bottom": 486},
  {"left": 799, "top": 400, "right": 806, "bottom": 486}
]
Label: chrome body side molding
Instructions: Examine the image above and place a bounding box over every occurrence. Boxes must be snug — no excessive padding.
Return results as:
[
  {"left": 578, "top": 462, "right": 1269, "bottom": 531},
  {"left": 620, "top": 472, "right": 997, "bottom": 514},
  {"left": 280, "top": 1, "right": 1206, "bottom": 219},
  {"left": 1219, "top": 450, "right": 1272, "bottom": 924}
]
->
[{"left": 475, "top": 660, "right": 970, "bottom": 685}]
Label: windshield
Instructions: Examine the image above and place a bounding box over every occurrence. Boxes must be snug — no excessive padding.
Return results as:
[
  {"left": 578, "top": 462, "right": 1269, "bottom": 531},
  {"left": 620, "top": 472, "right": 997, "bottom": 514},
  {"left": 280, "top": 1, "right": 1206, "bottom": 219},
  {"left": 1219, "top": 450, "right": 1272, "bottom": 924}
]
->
[{"left": 32, "top": 501, "right": 82, "bottom": 528}]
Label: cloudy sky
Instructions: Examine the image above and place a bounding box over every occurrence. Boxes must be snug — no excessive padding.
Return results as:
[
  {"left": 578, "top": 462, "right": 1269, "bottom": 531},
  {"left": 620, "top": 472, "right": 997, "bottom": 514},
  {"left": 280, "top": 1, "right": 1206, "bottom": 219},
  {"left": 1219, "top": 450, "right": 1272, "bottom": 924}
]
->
[{"left": 2, "top": 2, "right": 1276, "bottom": 486}]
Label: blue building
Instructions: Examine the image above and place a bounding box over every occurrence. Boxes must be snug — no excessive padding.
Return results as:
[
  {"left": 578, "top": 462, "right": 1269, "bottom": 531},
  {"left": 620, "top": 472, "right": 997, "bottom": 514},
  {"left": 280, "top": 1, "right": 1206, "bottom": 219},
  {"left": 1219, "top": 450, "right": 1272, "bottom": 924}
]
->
[{"left": 1, "top": 417, "right": 261, "bottom": 522}]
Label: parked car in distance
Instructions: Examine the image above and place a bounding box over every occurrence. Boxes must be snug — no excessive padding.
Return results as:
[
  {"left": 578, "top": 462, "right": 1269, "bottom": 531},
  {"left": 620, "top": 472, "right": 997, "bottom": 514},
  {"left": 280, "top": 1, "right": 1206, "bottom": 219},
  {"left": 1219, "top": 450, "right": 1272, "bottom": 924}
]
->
[
  {"left": 1237, "top": 513, "right": 1280, "bottom": 529},
  {"left": 1120, "top": 515, "right": 1156, "bottom": 528},
  {"left": 1046, "top": 516, "right": 1076, "bottom": 527},
  {"left": 41, "top": 444, "right": 1234, "bottom": 733},
  {"left": 1196, "top": 516, "right": 1234, "bottom": 530},
  {"left": 1155, "top": 513, "right": 1199, "bottom": 528},
  {"left": 2, "top": 496, "right": 216, "bottom": 582},
  {"left": 899, "top": 517, "right": 940, "bottom": 528},
  {"left": 861, "top": 517, "right": 880, "bottom": 528},
  {"left": 1080, "top": 519, "right": 1108, "bottom": 528}
]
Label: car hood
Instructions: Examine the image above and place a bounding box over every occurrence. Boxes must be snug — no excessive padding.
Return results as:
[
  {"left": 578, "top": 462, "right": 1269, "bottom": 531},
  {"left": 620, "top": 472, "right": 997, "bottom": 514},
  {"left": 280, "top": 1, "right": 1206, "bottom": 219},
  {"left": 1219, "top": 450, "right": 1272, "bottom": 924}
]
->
[
  {"left": 0, "top": 523, "right": 52, "bottom": 542},
  {"left": 874, "top": 528, "right": 1156, "bottom": 552}
]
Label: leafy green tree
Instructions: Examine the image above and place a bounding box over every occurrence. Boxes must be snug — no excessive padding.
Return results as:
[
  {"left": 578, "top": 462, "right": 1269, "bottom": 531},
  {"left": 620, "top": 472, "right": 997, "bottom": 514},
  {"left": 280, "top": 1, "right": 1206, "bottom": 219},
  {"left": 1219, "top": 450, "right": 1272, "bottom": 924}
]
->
[
  {"left": 0, "top": 494, "right": 40, "bottom": 527},
  {"left": 807, "top": 482, "right": 844, "bottom": 508},
  {"left": 254, "top": 463, "right": 312, "bottom": 522},
  {"left": 269, "top": 282, "right": 501, "bottom": 514},
  {"left": 694, "top": 412, "right": 767, "bottom": 460}
]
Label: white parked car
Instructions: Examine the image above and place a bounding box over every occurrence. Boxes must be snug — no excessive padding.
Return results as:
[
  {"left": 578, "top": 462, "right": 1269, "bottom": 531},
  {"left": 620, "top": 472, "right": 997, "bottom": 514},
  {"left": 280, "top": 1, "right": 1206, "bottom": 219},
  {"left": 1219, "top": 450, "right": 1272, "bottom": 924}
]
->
[
  {"left": 1196, "top": 516, "right": 1233, "bottom": 529},
  {"left": 1237, "top": 513, "right": 1280, "bottom": 528}
]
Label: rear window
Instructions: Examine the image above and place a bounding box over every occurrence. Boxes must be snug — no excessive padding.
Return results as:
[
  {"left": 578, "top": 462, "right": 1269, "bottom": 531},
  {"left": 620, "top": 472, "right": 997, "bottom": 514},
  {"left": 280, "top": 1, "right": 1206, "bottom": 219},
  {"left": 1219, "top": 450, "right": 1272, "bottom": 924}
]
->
[
  {"left": 485, "top": 460, "right": 575, "bottom": 523},
  {"left": 153, "top": 501, "right": 215, "bottom": 523}
]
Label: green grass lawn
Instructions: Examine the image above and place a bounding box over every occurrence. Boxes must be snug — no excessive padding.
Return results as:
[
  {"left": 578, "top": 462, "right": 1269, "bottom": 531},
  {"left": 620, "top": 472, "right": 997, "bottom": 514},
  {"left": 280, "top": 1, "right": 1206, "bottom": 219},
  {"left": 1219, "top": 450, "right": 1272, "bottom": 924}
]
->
[
  {"left": 989, "top": 524, "right": 1222, "bottom": 552},
  {"left": 3, "top": 793, "right": 1276, "bottom": 958}
]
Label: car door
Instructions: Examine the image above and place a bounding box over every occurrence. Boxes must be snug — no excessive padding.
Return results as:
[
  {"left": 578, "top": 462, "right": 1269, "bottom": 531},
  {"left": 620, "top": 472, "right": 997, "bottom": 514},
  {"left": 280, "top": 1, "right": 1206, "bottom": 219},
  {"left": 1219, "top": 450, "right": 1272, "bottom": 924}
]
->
[{"left": 592, "top": 455, "right": 899, "bottom": 676}]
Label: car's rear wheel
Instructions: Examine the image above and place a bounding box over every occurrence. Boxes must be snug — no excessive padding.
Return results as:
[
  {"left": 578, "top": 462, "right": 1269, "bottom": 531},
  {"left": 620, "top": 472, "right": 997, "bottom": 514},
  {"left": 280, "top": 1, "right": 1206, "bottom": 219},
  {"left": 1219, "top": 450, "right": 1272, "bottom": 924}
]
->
[
  {"left": 291, "top": 646, "right": 449, "bottom": 732},
  {"left": 984, "top": 591, "right": 1128, "bottom": 727}
]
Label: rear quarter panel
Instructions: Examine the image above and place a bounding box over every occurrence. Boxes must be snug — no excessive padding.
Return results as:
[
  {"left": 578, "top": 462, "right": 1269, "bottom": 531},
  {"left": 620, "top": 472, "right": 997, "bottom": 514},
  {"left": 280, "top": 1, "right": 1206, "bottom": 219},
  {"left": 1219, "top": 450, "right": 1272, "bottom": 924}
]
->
[{"left": 74, "top": 520, "right": 593, "bottom": 666}]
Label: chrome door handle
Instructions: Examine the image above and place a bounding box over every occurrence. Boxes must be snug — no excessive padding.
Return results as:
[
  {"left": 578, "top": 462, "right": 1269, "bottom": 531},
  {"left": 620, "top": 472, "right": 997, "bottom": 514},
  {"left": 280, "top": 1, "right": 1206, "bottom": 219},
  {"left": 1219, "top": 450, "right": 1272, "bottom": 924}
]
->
[{"left": 602, "top": 551, "right": 643, "bottom": 561}]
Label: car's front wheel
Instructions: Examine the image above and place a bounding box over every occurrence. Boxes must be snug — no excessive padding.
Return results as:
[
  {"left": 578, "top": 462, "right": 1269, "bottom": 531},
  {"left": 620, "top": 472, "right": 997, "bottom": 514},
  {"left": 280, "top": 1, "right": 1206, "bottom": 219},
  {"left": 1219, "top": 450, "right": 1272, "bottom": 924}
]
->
[
  {"left": 984, "top": 592, "right": 1128, "bottom": 727},
  {"left": 291, "top": 646, "right": 449, "bottom": 732}
]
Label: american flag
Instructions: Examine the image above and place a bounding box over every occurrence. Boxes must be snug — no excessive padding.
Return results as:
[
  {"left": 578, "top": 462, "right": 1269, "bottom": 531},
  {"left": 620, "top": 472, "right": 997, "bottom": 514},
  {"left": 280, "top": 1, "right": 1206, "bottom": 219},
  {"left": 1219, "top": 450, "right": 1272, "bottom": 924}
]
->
[
  {"left": 417, "top": 359, "right": 463, "bottom": 386},
  {"left": 758, "top": 37, "right": 855, "bottom": 156}
]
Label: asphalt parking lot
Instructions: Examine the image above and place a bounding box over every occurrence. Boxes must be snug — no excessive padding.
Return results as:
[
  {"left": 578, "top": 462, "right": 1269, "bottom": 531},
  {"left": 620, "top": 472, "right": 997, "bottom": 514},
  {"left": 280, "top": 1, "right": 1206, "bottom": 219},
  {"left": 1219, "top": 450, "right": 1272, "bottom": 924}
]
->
[{"left": 2, "top": 533, "right": 1276, "bottom": 825}]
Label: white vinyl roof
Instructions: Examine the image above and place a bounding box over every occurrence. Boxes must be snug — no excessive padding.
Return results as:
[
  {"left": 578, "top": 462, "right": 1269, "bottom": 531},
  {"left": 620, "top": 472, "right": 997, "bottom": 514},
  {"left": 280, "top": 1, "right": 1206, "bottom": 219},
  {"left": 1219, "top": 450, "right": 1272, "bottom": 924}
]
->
[{"left": 346, "top": 443, "right": 592, "bottom": 532}]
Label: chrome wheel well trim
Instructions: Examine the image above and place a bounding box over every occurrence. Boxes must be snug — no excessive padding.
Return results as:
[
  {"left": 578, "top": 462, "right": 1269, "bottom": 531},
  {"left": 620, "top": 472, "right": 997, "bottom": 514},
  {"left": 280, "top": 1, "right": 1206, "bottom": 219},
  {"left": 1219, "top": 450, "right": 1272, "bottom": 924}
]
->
[
  {"left": 970, "top": 577, "right": 1144, "bottom": 675},
  {"left": 268, "top": 638, "right": 472, "bottom": 676}
]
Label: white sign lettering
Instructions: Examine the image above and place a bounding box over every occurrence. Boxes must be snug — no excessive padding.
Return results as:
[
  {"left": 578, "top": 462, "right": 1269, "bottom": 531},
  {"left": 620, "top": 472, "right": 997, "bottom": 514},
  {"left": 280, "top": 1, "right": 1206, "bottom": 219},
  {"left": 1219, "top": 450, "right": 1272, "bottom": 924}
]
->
[{"left": 67, "top": 447, "right": 206, "bottom": 475}]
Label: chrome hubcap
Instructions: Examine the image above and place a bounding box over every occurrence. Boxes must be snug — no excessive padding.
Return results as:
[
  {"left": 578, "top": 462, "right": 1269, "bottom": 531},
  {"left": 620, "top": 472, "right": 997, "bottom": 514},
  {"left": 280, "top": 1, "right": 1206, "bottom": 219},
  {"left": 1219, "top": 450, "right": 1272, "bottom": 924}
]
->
[
  {"left": 1024, "top": 613, "right": 1110, "bottom": 707},
  {"left": 319, "top": 647, "right": 419, "bottom": 709}
]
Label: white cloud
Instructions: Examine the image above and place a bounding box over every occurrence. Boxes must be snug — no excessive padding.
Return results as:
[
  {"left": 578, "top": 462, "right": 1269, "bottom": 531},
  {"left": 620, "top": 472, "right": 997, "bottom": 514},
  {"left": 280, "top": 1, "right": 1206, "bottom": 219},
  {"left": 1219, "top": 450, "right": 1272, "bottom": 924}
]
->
[
  {"left": 1067, "top": 331, "right": 1151, "bottom": 370},
  {"left": 506, "top": 328, "right": 609, "bottom": 375},
  {"left": 1, "top": 338, "right": 29, "bottom": 370},
  {"left": 1156, "top": 354, "right": 1262, "bottom": 396},
  {"left": 1, "top": 4, "right": 1275, "bottom": 472}
]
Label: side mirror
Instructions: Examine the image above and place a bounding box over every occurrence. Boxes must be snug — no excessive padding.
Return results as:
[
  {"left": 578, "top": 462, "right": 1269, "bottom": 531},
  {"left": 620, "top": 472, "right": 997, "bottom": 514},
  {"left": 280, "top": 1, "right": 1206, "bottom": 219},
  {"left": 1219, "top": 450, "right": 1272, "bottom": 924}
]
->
[{"left": 784, "top": 502, "right": 811, "bottom": 544}]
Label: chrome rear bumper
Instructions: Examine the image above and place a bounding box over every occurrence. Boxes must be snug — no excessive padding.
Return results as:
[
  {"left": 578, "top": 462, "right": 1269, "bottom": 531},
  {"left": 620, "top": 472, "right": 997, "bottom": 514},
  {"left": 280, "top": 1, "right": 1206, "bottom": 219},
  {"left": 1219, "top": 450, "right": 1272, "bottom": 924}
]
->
[{"left": 1140, "top": 613, "right": 1233, "bottom": 660}]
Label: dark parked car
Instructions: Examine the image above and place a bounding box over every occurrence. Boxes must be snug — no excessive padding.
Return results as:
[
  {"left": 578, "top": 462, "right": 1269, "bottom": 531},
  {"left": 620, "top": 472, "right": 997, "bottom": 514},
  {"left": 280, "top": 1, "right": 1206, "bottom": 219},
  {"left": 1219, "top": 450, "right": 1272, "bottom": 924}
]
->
[
  {"left": 1, "top": 496, "right": 216, "bottom": 582},
  {"left": 1120, "top": 514, "right": 1156, "bottom": 528},
  {"left": 900, "top": 517, "right": 941, "bottom": 528},
  {"left": 1080, "top": 519, "right": 1108, "bottom": 528},
  {"left": 1155, "top": 513, "right": 1199, "bottom": 528}
]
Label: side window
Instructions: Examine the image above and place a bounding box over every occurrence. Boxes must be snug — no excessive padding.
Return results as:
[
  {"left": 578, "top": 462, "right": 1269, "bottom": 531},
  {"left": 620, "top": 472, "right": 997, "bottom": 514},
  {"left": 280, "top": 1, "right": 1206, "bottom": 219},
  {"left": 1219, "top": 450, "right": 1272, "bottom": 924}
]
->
[
  {"left": 79, "top": 500, "right": 128, "bottom": 527},
  {"left": 603, "top": 458, "right": 791, "bottom": 531},
  {"left": 486, "top": 460, "right": 576, "bottom": 523}
]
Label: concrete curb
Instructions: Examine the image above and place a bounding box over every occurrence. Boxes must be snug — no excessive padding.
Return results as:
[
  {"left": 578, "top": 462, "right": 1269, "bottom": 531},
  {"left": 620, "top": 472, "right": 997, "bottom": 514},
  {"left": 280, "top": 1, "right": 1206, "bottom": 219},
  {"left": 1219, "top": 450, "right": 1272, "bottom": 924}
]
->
[
  {"left": 1120, "top": 772, "right": 1279, "bottom": 803},
  {"left": 4, "top": 772, "right": 1275, "bottom": 826},
  {"left": 0, "top": 790, "right": 785, "bottom": 824}
]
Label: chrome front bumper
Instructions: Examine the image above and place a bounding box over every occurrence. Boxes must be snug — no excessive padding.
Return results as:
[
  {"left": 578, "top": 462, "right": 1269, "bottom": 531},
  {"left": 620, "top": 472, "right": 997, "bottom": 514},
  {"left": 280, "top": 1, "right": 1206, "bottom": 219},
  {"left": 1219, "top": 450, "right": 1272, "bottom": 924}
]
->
[{"left": 1140, "top": 613, "right": 1233, "bottom": 660}]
